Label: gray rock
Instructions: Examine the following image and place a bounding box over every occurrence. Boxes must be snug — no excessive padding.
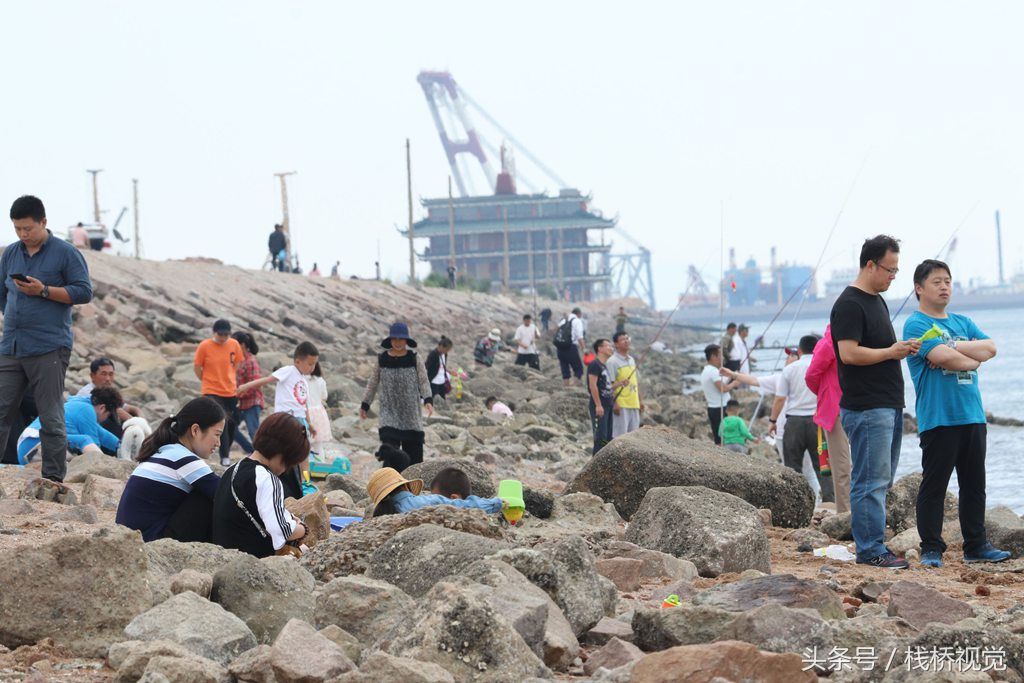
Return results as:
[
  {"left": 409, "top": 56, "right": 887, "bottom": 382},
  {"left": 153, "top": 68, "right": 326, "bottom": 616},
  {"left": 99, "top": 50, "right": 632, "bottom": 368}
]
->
[
  {"left": 692, "top": 574, "right": 846, "bottom": 620},
  {"left": 108, "top": 640, "right": 194, "bottom": 682},
  {"left": 515, "top": 492, "right": 624, "bottom": 544},
  {"left": 170, "top": 570, "right": 213, "bottom": 598},
  {"left": 717, "top": 603, "right": 834, "bottom": 654},
  {"left": 146, "top": 539, "right": 251, "bottom": 606},
  {"left": 321, "top": 473, "right": 367, "bottom": 502},
  {"left": 583, "top": 637, "right": 645, "bottom": 676},
  {"left": 632, "top": 605, "right": 737, "bottom": 650},
  {"left": 567, "top": 426, "right": 814, "bottom": 527},
  {"left": 211, "top": 555, "right": 316, "bottom": 643},
  {"left": 269, "top": 618, "right": 355, "bottom": 682},
  {"left": 986, "top": 506, "right": 1024, "bottom": 558},
  {"left": 331, "top": 652, "right": 456, "bottom": 683},
  {"left": 885, "top": 580, "right": 975, "bottom": 630},
  {"left": 595, "top": 557, "right": 643, "bottom": 592},
  {"left": 602, "top": 541, "right": 699, "bottom": 582},
  {"left": 463, "top": 559, "right": 581, "bottom": 671},
  {"left": 315, "top": 575, "right": 412, "bottom": 646},
  {"left": 587, "top": 617, "right": 635, "bottom": 646},
  {"left": 45, "top": 503, "right": 100, "bottom": 524},
  {"left": 380, "top": 580, "right": 551, "bottom": 682},
  {"left": 402, "top": 458, "right": 496, "bottom": 497},
  {"left": 317, "top": 624, "right": 362, "bottom": 663},
  {"left": 819, "top": 512, "right": 853, "bottom": 541},
  {"left": 140, "top": 654, "right": 229, "bottom": 683},
  {"left": 523, "top": 487, "right": 555, "bottom": 519},
  {"left": 496, "top": 535, "right": 617, "bottom": 637},
  {"left": 65, "top": 451, "right": 136, "bottom": 482},
  {"left": 366, "top": 524, "right": 509, "bottom": 597},
  {"left": 887, "top": 472, "right": 958, "bottom": 534},
  {"left": 625, "top": 486, "right": 770, "bottom": 577},
  {"left": 0, "top": 499, "right": 35, "bottom": 516},
  {"left": 783, "top": 528, "right": 831, "bottom": 548},
  {"left": 80, "top": 474, "right": 126, "bottom": 509},
  {"left": 226, "top": 645, "right": 274, "bottom": 683},
  {"left": 123, "top": 591, "right": 258, "bottom": 666},
  {"left": 901, "top": 620, "right": 1024, "bottom": 679},
  {"left": 0, "top": 525, "right": 153, "bottom": 656}
]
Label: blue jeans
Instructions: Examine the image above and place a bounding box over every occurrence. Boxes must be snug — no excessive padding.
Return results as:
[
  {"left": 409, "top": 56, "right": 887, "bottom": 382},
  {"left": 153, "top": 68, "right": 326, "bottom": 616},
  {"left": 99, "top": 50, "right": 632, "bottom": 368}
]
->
[
  {"left": 841, "top": 407, "right": 902, "bottom": 561},
  {"left": 233, "top": 406, "right": 261, "bottom": 454}
]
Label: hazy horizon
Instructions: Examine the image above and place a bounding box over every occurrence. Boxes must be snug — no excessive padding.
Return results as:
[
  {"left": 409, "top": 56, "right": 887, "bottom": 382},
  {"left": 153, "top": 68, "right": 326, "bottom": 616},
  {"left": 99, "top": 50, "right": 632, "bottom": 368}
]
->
[{"left": 4, "top": 1, "right": 1023, "bottom": 310}]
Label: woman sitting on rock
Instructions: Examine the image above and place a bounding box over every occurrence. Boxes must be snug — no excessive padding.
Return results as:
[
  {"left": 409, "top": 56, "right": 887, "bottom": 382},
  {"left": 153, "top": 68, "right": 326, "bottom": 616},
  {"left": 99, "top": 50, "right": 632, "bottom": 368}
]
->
[
  {"left": 211, "top": 412, "right": 308, "bottom": 558},
  {"left": 115, "top": 397, "right": 224, "bottom": 543}
]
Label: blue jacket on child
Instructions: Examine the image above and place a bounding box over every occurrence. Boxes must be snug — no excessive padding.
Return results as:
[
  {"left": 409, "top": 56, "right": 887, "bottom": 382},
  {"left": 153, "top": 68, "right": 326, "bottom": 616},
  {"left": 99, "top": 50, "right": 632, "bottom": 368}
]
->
[
  {"left": 25, "top": 396, "right": 120, "bottom": 453},
  {"left": 391, "top": 489, "right": 503, "bottom": 514}
]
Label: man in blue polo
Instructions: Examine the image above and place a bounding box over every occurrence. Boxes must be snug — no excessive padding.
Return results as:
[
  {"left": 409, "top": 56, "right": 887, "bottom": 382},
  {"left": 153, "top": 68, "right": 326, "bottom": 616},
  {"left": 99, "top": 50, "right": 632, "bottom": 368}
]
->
[
  {"left": 0, "top": 196, "right": 93, "bottom": 482},
  {"left": 903, "top": 259, "right": 1010, "bottom": 567}
]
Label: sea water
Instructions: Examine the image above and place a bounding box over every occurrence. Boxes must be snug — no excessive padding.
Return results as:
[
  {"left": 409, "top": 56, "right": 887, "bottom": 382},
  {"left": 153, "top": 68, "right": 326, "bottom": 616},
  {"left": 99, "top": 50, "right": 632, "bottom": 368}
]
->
[{"left": 743, "top": 306, "right": 1024, "bottom": 513}]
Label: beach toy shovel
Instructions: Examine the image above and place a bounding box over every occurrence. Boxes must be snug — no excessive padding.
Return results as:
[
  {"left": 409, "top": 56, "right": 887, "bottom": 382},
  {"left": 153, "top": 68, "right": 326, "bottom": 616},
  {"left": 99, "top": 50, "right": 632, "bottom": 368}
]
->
[
  {"left": 917, "top": 324, "right": 943, "bottom": 342},
  {"left": 498, "top": 479, "right": 525, "bottom": 526}
]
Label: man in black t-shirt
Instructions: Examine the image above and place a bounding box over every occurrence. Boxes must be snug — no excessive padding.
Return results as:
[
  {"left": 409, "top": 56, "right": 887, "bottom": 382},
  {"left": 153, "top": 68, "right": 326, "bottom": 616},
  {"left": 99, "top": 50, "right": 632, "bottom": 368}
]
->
[
  {"left": 830, "top": 235, "right": 920, "bottom": 570},
  {"left": 587, "top": 338, "right": 615, "bottom": 455}
]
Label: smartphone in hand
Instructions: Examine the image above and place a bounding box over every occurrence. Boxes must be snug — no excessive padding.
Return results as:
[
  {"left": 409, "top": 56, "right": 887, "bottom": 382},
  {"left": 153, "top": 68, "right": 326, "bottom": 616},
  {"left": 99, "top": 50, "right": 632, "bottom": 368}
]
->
[{"left": 10, "top": 274, "right": 30, "bottom": 283}]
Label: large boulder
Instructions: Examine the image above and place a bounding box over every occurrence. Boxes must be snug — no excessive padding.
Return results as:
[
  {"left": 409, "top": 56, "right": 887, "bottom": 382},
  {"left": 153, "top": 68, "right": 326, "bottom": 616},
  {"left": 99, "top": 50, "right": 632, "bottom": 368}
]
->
[
  {"left": 885, "top": 580, "right": 975, "bottom": 630},
  {"left": 513, "top": 492, "right": 624, "bottom": 544},
  {"left": 716, "top": 603, "right": 834, "bottom": 654},
  {"left": 692, "top": 574, "right": 846, "bottom": 621},
  {"left": 462, "top": 559, "right": 581, "bottom": 671},
  {"left": 65, "top": 451, "right": 136, "bottom": 483},
  {"left": 886, "top": 472, "right": 958, "bottom": 534},
  {"left": 366, "top": 524, "right": 510, "bottom": 597},
  {"left": 0, "top": 525, "right": 153, "bottom": 656},
  {"left": 380, "top": 580, "right": 551, "bottom": 682},
  {"left": 985, "top": 506, "right": 1024, "bottom": 557},
  {"left": 145, "top": 539, "right": 251, "bottom": 605},
  {"left": 630, "top": 640, "right": 817, "bottom": 683},
  {"left": 819, "top": 511, "right": 853, "bottom": 541},
  {"left": 632, "top": 604, "right": 738, "bottom": 651},
  {"left": 626, "top": 486, "right": 770, "bottom": 577},
  {"left": 268, "top": 618, "right": 355, "bottom": 682},
  {"left": 210, "top": 555, "right": 316, "bottom": 643},
  {"left": 495, "top": 535, "right": 617, "bottom": 637},
  {"left": 123, "top": 591, "right": 258, "bottom": 666},
  {"left": 331, "top": 652, "right": 455, "bottom": 683},
  {"left": 566, "top": 426, "right": 814, "bottom": 527},
  {"left": 601, "top": 541, "right": 699, "bottom": 583},
  {"left": 402, "top": 458, "right": 496, "bottom": 497},
  {"left": 314, "top": 575, "right": 412, "bottom": 646},
  {"left": 301, "top": 506, "right": 506, "bottom": 581},
  {"left": 108, "top": 641, "right": 228, "bottom": 683},
  {"left": 901, "top": 620, "right": 1024, "bottom": 679}
]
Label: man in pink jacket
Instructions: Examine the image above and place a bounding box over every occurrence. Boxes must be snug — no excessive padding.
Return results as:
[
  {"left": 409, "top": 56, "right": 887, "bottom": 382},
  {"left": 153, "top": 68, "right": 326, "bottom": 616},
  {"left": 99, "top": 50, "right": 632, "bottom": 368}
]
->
[{"left": 805, "top": 325, "right": 852, "bottom": 513}]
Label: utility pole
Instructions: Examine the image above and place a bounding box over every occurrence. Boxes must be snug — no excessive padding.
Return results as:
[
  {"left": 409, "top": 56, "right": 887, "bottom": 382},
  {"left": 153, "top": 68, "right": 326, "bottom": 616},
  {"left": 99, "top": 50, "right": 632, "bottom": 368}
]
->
[
  {"left": 406, "top": 139, "right": 417, "bottom": 287},
  {"left": 996, "top": 210, "right": 1005, "bottom": 286},
  {"left": 502, "top": 206, "right": 510, "bottom": 293},
  {"left": 448, "top": 175, "right": 456, "bottom": 274},
  {"left": 86, "top": 169, "right": 103, "bottom": 223},
  {"left": 132, "top": 178, "right": 141, "bottom": 259},
  {"left": 274, "top": 171, "right": 297, "bottom": 270}
]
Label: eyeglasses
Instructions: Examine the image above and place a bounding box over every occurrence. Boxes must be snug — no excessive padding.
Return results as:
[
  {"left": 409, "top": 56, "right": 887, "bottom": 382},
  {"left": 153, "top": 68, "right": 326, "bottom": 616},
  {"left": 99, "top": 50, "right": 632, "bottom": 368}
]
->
[{"left": 873, "top": 261, "right": 899, "bottom": 276}]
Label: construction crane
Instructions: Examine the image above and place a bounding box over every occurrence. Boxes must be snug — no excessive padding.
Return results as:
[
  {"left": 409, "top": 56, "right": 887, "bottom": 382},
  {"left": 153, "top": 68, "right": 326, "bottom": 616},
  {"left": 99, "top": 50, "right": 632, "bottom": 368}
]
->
[{"left": 416, "top": 70, "right": 656, "bottom": 308}]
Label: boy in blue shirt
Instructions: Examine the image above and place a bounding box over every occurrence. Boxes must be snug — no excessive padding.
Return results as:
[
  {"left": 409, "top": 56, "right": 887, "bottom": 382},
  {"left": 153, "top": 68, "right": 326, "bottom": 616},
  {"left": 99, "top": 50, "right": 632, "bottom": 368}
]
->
[{"left": 903, "top": 259, "right": 1009, "bottom": 567}]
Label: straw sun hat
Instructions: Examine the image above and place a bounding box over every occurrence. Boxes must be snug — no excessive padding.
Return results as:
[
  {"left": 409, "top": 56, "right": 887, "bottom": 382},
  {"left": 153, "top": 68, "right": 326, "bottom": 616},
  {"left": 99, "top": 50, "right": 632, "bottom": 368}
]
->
[{"left": 367, "top": 467, "right": 423, "bottom": 506}]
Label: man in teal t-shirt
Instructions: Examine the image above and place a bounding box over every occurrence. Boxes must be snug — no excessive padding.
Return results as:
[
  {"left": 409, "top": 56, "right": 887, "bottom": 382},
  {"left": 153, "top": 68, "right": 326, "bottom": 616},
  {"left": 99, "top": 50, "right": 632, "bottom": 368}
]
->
[{"left": 902, "top": 259, "right": 1009, "bottom": 568}]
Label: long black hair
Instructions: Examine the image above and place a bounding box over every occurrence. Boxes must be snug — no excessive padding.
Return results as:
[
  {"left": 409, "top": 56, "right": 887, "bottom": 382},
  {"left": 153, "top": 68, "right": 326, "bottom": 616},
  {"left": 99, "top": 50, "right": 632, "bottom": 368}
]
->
[
  {"left": 137, "top": 397, "right": 225, "bottom": 462},
  {"left": 232, "top": 331, "right": 259, "bottom": 355}
]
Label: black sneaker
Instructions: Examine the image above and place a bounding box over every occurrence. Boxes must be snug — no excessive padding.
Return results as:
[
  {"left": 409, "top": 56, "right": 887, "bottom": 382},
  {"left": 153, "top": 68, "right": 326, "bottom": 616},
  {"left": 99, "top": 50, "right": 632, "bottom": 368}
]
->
[{"left": 858, "top": 551, "right": 909, "bottom": 569}]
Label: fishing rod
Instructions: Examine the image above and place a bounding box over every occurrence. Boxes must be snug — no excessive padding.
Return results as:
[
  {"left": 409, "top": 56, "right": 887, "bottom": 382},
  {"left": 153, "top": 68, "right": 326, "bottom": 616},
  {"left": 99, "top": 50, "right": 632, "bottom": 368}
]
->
[{"left": 889, "top": 200, "right": 980, "bottom": 321}]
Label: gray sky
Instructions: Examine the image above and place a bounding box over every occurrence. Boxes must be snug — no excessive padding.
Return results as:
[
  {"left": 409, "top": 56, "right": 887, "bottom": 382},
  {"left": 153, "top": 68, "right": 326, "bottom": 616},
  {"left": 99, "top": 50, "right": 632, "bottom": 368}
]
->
[{"left": 4, "top": 1, "right": 1022, "bottom": 309}]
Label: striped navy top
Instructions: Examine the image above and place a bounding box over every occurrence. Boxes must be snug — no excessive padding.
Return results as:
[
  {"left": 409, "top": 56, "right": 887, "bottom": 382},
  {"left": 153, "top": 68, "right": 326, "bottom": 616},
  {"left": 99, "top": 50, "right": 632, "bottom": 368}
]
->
[{"left": 115, "top": 443, "right": 219, "bottom": 541}]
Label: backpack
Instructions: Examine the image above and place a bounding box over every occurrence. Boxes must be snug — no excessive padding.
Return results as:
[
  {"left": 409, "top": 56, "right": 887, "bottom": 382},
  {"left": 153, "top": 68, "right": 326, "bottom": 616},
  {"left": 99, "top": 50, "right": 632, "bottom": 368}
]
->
[{"left": 553, "top": 318, "right": 574, "bottom": 348}]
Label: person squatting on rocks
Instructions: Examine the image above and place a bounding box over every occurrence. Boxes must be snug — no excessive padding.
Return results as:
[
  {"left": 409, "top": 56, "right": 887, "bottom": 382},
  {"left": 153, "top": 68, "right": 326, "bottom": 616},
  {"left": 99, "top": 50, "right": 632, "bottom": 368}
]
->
[
  {"left": 903, "top": 258, "right": 1010, "bottom": 567},
  {"left": 193, "top": 319, "right": 244, "bottom": 467},
  {"left": 587, "top": 338, "right": 615, "bottom": 455},
  {"left": 115, "top": 397, "right": 224, "bottom": 543},
  {"left": 76, "top": 357, "right": 152, "bottom": 460},
  {"left": 236, "top": 341, "right": 319, "bottom": 500},
  {"left": 769, "top": 334, "right": 835, "bottom": 503},
  {"left": 212, "top": 412, "right": 309, "bottom": 558},
  {"left": 554, "top": 307, "right": 586, "bottom": 387},
  {"left": 719, "top": 400, "right": 755, "bottom": 454},
  {"left": 367, "top": 466, "right": 503, "bottom": 516},
  {"left": 474, "top": 328, "right": 502, "bottom": 367},
  {"left": 606, "top": 331, "right": 644, "bottom": 438},
  {"left": 701, "top": 344, "right": 742, "bottom": 445},
  {"left": 514, "top": 314, "right": 541, "bottom": 371},
  {"left": 425, "top": 336, "right": 453, "bottom": 400},
  {"left": 18, "top": 388, "right": 123, "bottom": 464},
  {"left": 805, "top": 325, "right": 853, "bottom": 514},
  {"left": 484, "top": 396, "right": 514, "bottom": 418},
  {"left": 231, "top": 332, "right": 263, "bottom": 455},
  {"left": 0, "top": 195, "right": 93, "bottom": 483},
  {"left": 360, "top": 322, "right": 433, "bottom": 466},
  {"left": 831, "top": 235, "right": 919, "bottom": 570},
  {"left": 720, "top": 322, "right": 738, "bottom": 372}
]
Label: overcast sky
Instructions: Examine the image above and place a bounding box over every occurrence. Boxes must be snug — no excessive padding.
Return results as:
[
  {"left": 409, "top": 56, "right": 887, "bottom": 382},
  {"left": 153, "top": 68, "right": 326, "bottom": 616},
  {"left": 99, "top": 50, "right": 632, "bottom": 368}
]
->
[{"left": 4, "top": 1, "right": 1022, "bottom": 309}]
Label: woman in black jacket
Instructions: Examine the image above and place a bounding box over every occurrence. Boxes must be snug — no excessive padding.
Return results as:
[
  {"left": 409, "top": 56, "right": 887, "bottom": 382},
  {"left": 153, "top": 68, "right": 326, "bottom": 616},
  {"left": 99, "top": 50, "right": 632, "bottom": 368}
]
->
[{"left": 424, "top": 336, "right": 453, "bottom": 400}]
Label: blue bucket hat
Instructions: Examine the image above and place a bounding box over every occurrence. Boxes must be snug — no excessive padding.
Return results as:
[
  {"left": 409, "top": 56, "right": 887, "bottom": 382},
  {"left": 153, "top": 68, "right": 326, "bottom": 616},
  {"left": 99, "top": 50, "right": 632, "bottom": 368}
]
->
[{"left": 382, "top": 321, "right": 417, "bottom": 349}]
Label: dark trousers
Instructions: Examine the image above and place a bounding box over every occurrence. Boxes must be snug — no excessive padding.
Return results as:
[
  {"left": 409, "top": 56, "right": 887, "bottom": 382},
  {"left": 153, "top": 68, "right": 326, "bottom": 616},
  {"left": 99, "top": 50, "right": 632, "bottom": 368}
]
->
[
  {"left": 380, "top": 428, "right": 425, "bottom": 466},
  {"left": 556, "top": 346, "right": 583, "bottom": 380},
  {"left": 515, "top": 354, "right": 541, "bottom": 370},
  {"left": 160, "top": 490, "right": 214, "bottom": 543},
  {"left": 589, "top": 400, "right": 614, "bottom": 455},
  {"left": 2, "top": 394, "right": 36, "bottom": 465},
  {"left": 918, "top": 424, "right": 988, "bottom": 554},
  {"left": 205, "top": 395, "right": 238, "bottom": 461},
  {"left": 707, "top": 406, "right": 724, "bottom": 445},
  {"left": 783, "top": 414, "right": 835, "bottom": 503},
  {"left": 430, "top": 383, "right": 448, "bottom": 399},
  {"left": 0, "top": 348, "right": 71, "bottom": 481},
  {"left": 233, "top": 405, "right": 261, "bottom": 454}
]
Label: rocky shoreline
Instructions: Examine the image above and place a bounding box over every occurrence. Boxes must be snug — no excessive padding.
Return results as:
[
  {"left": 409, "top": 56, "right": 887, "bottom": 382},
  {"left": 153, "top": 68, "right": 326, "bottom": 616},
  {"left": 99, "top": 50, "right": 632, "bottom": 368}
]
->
[{"left": 0, "top": 253, "right": 1022, "bottom": 682}]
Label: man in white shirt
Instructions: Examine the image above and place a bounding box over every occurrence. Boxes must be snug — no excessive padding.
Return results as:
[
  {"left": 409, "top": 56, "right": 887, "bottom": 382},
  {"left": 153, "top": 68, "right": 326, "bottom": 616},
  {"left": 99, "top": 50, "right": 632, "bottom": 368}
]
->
[
  {"left": 513, "top": 314, "right": 541, "bottom": 371},
  {"left": 731, "top": 324, "right": 754, "bottom": 375},
  {"left": 700, "top": 344, "right": 742, "bottom": 445},
  {"left": 769, "top": 334, "right": 834, "bottom": 502}
]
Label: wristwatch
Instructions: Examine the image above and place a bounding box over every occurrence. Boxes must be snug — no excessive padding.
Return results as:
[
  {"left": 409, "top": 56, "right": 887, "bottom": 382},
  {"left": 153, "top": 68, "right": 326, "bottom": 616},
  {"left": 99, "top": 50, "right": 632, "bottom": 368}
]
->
[{"left": 40, "top": 285, "right": 50, "bottom": 299}]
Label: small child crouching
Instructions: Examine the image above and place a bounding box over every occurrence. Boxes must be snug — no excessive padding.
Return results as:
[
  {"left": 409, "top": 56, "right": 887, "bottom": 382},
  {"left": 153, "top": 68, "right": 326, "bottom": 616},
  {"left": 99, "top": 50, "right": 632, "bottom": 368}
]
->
[
  {"left": 368, "top": 466, "right": 504, "bottom": 517},
  {"left": 719, "top": 399, "right": 755, "bottom": 454}
]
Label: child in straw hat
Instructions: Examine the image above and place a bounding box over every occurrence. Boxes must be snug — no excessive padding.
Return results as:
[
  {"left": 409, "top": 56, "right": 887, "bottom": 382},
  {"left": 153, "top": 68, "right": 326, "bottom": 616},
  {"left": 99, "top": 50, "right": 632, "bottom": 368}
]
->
[{"left": 367, "top": 467, "right": 504, "bottom": 517}]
